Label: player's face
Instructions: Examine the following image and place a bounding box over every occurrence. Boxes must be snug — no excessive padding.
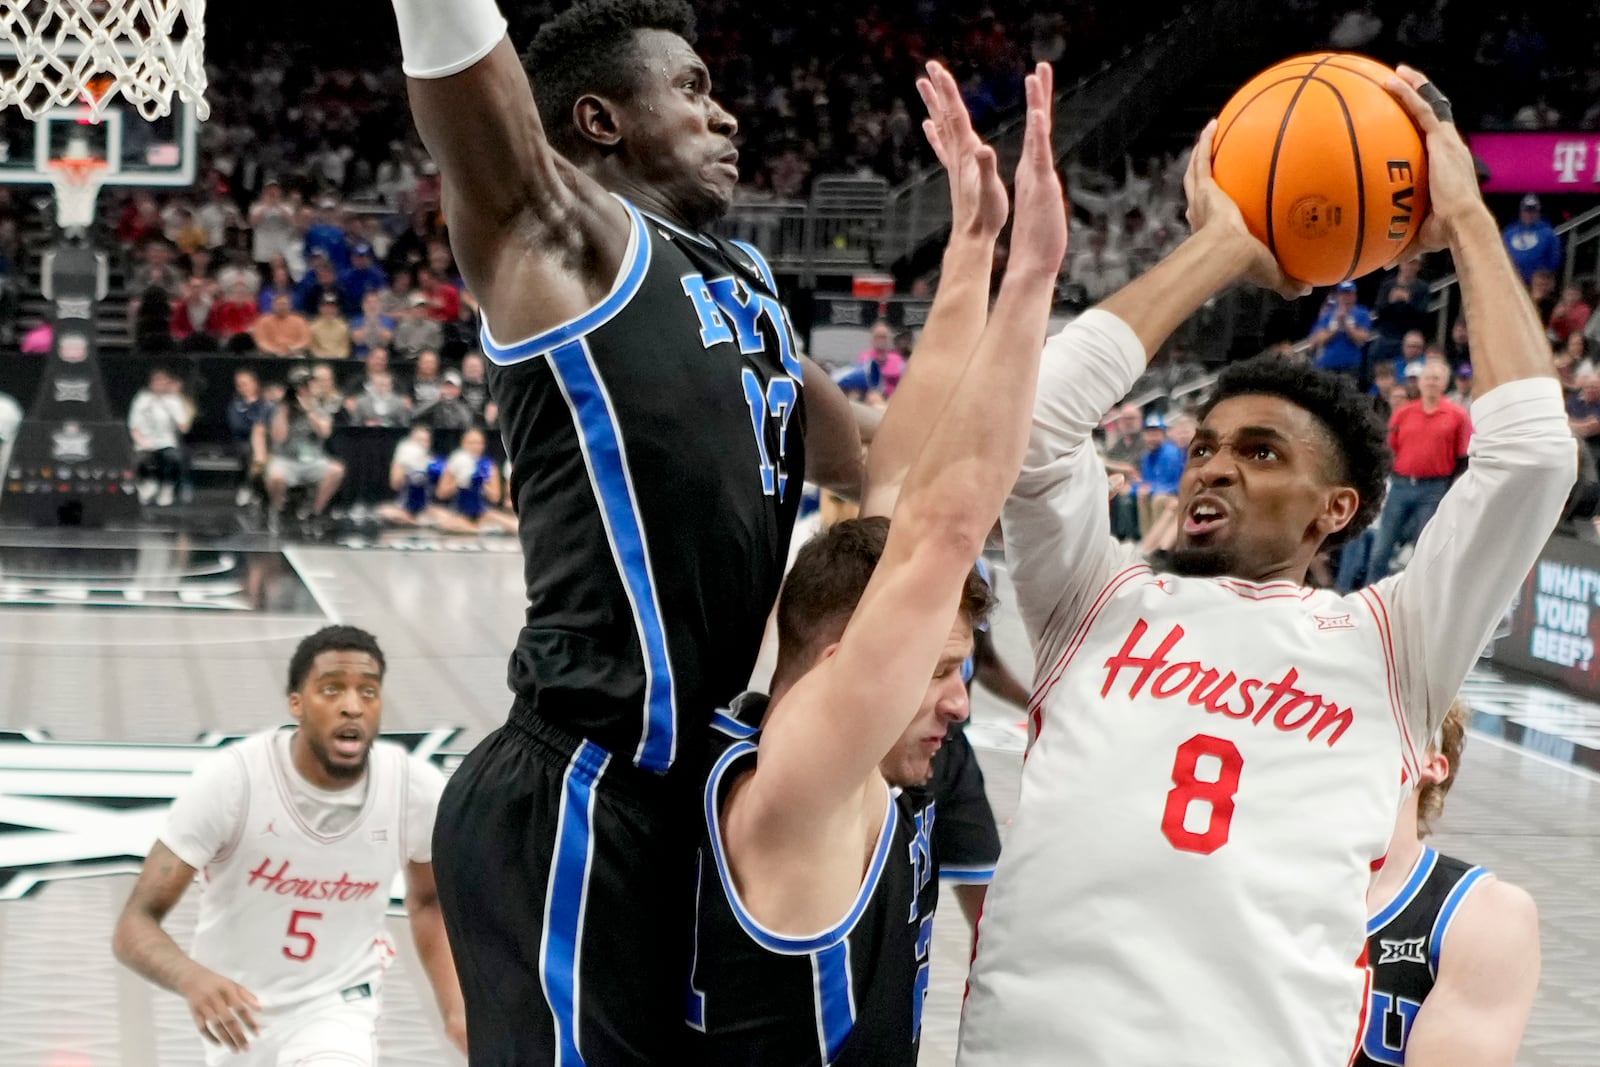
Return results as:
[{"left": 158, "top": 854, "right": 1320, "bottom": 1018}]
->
[
  {"left": 619, "top": 31, "right": 740, "bottom": 226},
  {"left": 1170, "top": 395, "right": 1357, "bottom": 580},
  {"left": 879, "top": 619, "right": 974, "bottom": 789},
  {"left": 289, "top": 651, "right": 384, "bottom": 783}
]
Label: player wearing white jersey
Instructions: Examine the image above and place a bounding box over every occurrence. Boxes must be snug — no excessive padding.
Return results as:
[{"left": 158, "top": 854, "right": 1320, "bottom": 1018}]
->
[
  {"left": 113, "top": 627, "right": 467, "bottom": 1064},
  {"left": 958, "top": 68, "right": 1575, "bottom": 1066}
]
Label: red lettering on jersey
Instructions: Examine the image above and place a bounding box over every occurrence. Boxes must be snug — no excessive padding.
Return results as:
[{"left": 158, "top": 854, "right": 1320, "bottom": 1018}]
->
[
  {"left": 1100, "top": 619, "right": 1356, "bottom": 746},
  {"left": 246, "top": 857, "right": 381, "bottom": 902}
]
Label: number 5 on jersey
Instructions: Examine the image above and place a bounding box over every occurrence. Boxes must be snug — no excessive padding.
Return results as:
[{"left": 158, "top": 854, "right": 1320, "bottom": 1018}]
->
[
  {"left": 1161, "top": 734, "right": 1243, "bottom": 854},
  {"left": 283, "top": 909, "right": 322, "bottom": 961}
]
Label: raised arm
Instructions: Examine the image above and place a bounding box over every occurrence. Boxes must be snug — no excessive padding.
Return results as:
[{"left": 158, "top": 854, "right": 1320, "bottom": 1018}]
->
[
  {"left": 391, "top": 1, "right": 629, "bottom": 337},
  {"left": 1002, "top": 121, "right": 1308, "bottom": 657},
  {"left": 1372, "top": 68, "right": 1575, "bottom": 739},
  {"left": 749, "top": 65, "right": 1067, "bottom": 833},
  {"left": 859, "top": 61, "right": 1008, "bottom": 519}
]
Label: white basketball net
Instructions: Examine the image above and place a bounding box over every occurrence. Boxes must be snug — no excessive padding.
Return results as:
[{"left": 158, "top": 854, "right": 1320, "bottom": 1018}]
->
[{"left": 0, "top": 0, "right": 209, "bottom": 121}]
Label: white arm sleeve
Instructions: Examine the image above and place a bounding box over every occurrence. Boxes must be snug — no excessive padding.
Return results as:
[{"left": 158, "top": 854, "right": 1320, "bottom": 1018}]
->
[
  {"left": 404, "top": 757, "right": 447, "bottom": 864},
  {"left": 1002, "top": 309, "right": 1147, "bottom": 666},
  {"left": 159, "top": 750, "right": 247, "bottom": 871},
  {"left": 1373, "top": 377, "right": 1576, "bottom": 740},
  {"left": 391, "top": 0, "right": 508, "bottom": 80}
]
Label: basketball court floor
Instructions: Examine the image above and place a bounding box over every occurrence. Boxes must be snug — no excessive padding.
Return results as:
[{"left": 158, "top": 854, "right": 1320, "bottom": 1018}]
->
[{"left": 0, "top": 524, "right": 1594, "bottom": 1066}]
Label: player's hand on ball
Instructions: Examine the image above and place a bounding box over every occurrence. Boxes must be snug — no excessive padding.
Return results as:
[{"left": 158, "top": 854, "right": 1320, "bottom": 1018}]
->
[
  {"left": 1184, "top": 120, "right": 1311, "bottom": 300},
  {"left": 1385, "top": 65, "right": 1481, "bottom": 253},
  {"left": 1008, "top": 62, "right": 1069, "bottom": 277},
  {"left": 179, "top": 968, "right": 261, "bottom": 1051},
  {"left": 918, "top": 61, "right": 1008, "bottom": 241}
]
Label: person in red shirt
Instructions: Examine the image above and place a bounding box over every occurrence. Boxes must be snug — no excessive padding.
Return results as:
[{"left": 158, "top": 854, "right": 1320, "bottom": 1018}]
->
[
  {"left": 419, "top": 269, "right": 462, "bottom": 325},
  {"left": 1362, "top": 359, "right": 1473, "bottom": 585},
  {"left": 1548, "top": 283, "right": 1591, "bottom": 345}
]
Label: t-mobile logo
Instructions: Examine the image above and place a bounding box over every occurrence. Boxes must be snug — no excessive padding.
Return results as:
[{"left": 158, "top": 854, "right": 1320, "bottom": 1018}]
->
[{"left": 1553, "top": 140, "right": 1591, "bottom": 184}]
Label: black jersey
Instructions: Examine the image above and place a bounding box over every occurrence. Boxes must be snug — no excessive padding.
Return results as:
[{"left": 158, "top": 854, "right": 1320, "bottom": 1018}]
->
[
  {"left": 482, "top": 199, "right": 807, "bottom": 773},
  {"left": 1356, "top": 847, "right": 1489, "bottom": 1066},
  {"left": 687, "top": 706, "right": 939, "bottom": 1066}
]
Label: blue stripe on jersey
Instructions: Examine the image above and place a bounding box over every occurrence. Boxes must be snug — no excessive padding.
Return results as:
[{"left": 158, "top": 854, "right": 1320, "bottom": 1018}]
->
[
  {"left": 540, "top": 739, "right": 610, "bottom": 1067},
  {"left": 547, "top": 337, "right": 678, "bottom": 771},
  {"left": 710, "top": 710, "right": 759, "bottom": 740},
  {"left": 687, "top": 850, "right": 708, "bottom": 1032},
  {"left": 1428, "top": 865, "right": 1487, "bottom": 977},
  {"left": 730, "top": 239, "right": 780, "bottom": 293},
  {"left": 704, "top": 740, "right": 900, "bottom": 954},
  {"left": 1367, "top": 846, "right": 1437, "bottom": 935},
  {"left": 479, "top": 200, "right": 653, "bottom": 364},
  {"left": 811, "top": 939, "right": 856, "bottom": 1063},
  {"left": 938, "top": 864, "right": 996, "bottom": 886}
]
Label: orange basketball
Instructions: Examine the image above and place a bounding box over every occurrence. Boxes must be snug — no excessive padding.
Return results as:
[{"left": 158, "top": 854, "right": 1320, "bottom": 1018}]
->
[{"left": 1211, "top": 53, "right": 1430, "bottom": 286}]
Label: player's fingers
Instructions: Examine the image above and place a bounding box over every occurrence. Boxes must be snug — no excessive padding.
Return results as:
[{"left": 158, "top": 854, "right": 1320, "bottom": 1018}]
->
[
  {"left": 915, "top": 76, "right": 937, "bottom": 119},
  {"left": 1192, "top": 119, "right": 1217, "bottom": 183},
  {"left": 1392, "top": 63, "right": 1429, "bottom": 91},
  {"left": 975, "top": 144, "right": 998, "bottom": 184},
  {"left": 227, "top": 994, "right": 262, "bottom": 1035},
  {"left": 1384, "top": 75, "right": 1441, "bottom": 134},
  {"left": 191, "top": 1009, "right": 220, "bottom": 1046},
  {"left": 922, "top": 118, "right": 945, "bottom": 161},
  {"left": 1040, "top": 60, "right": 1053, "bottom": 105}
]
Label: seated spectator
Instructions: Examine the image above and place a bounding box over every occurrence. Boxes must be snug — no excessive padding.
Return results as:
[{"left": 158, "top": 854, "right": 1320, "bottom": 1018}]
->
[
  {"left": 303, "top": 197, "right": 351, "bottom": 271},
  {"left": 117, "top": 193, "right": 163, "bottom": 247},
  {"left": 1549, "top": 284, "right": 1591, "bottom": 344},
  {"left": 1558, "top": 332, "right": 1588, "bottom": 394},
  {"left": 1531, "top": 269, "right": 1558, "bottom": 326},
  {"left": 377, "top": 424, "right": 446, "bottom": 527},
  {"left": 130, "top": 240, "right": 182, "bottom": 300},
  {"left": 295, "top": 254, "right": 347, "bottom": 315},
  {"left": 1447, "top": 363, "right": 1475, "bottom": 410},
  {"left": 170, "top": 261, "right": 221, "bottom": 349},
  {"left": 393, "top": 292, "right": 444, "bottom": 359},
  {"left": 459, "top": 352, "right": 495, "bottom": 427},
  {"left": 1447, "top": 314, "right": 1471, "bottom": 366},
  {"left": 1368, "top": 360, "right": 1399, "bottom": 420},
  {"left": 1067, "top": 230, "right": 1131, "bottom": 303},
  {"left": 258, "top": 257, "right": 296, "bottom": 313},
  {"left": 1101, "top": 402, "right": 1144, "bottom": 541},
  {"left": 215, "top": 251, "right": 260, "bottom": 301},
  {"left": 434, "top": 426, "right": 517, "bottom": 535},
  {"left": 1370, "top": 260, "right": 1430, "bottom": 366},
  {"left": 340, "top": 243, "right": 389, "bottom": 312},
  {"left": 249, "top": 179, "right": 297, "bottom": 266},
  {"left": 411, "top": 349, "right": 443, "bottom": 407},
  {"left": 163, "top": 203, "right": 210, "bottom": 255},
  {"left": 225, "top": 368, "right": 270, "bottom": 507},
  {"left": 252, "top": 293, "right": 312, "bottom": 356},
  {"left": 1569, "top": 371, "right": 1600, "bottom": 463},
  {"left": 265, "top": 368, "right": 344, "bottom": 536},
  {"left": 209, "top": 277, "right": 260, "bottom": 344},
  {"left": 1306, "top": 282, "right": 1372, "bottom": 376},
  {"left": 1398, "top": 331, "right": 1428, "bottom": 378},
  {"left": 1503, "top": 195, "right": 1561, "bottom": 285},
  {"left": 415, "top": 369, "right": 476, "bottom": 432},
  {"left": 309, "top": 294, "right": 353, "bottom": 359},
  {"left": 127, "top": 367, "right": 193, "bottom": 507},
  {"left": 350, "top": 290, "right": 397, "bottom": 358},
  {"left": 345, "top": 370, "right": 412, "bottom": 428},
  {"left": 1137, "top": 414, "right": 1185, "bottom": 554},
  {"left": 853, "top": 321, "right": 905, "bottom": 398},
  {"left": 308, "top": 363, "right": 345, "bottom": 421},
  {"left": 419, "top": 268, "right": 462, "bottom": 325}
]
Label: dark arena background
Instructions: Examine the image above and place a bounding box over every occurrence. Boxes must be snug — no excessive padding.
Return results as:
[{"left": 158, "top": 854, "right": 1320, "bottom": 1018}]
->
[{"left": 0, "top": 0, "right": 1596, "bottom": 1063}]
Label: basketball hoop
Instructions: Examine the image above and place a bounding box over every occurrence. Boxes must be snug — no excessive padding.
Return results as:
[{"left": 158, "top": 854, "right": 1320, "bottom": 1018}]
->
[
  {"left": 0, "top": 0, "right": 208, "bottom": 122},
  {"left": 47, "top": 157, "right": 110, "bottom": 232}
]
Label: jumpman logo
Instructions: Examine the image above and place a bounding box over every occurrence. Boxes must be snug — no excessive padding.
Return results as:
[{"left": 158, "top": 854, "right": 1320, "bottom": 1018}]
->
[{"left": 261, "top": 820, "right": 279, "bottom": 837}]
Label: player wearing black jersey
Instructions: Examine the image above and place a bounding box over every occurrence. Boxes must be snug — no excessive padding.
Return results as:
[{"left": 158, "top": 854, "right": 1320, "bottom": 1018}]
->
[
  {"left": 686, "top": 63, "right": 1066, "bottom": 1064},
  {"left": 1359, "top": 701, "right": 1539, "bottom": 1067},
  {"left": 388, "top": 0, "right": 866, "bottom": 1061}
]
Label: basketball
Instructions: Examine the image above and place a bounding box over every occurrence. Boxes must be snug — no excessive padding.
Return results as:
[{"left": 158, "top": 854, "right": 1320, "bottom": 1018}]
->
[{"left": 1210, "top": 53, "right": 1430, "bottom": 286}]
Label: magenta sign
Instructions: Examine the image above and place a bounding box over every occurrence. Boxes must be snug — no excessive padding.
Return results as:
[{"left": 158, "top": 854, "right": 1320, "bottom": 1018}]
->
[{"left": 1469, "top": 133, "right": 1600, "bottom": 194}]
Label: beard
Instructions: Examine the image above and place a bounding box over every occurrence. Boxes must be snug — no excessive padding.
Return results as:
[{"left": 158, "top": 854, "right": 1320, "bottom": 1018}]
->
[
  {"left": 305, "top": 733, "right": 369, "bottom": 781},
  {"left": 1165, "top": 544, "right": 1237, "bottom": 578}
]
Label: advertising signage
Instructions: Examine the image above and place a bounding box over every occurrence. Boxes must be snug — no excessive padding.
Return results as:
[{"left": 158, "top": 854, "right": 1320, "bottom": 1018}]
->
[{"left": 1468, "top": 132, "right": 1600, "bottom": 194}]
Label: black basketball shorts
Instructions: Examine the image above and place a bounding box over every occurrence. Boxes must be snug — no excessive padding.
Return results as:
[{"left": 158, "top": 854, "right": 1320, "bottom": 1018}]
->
[
  {"left": 923, "top": 728, "right": 1002, "bottom": 884},
  {"left": 433, "top": 702, "right": 696, "bottom": 1066}
]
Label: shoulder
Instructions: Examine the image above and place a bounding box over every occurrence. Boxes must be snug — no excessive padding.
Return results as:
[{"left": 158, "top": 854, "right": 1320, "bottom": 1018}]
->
[{"left": 1438, "top": 873, "right": 1538, "bottom": 974}]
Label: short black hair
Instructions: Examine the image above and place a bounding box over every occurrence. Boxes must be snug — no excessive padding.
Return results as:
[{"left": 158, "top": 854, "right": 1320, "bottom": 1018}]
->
[
  {"left": 286, "top": 625, "right": 386, "bottom": 695},
  {"left": 773, "top": 517, "right": 995, "bottom": 685},
  {"left": 523, "top": 0, "right": 697, "bottom": 156},
  {"left": 1198, "top": 355, "right": 1391, "bottom": 548}
]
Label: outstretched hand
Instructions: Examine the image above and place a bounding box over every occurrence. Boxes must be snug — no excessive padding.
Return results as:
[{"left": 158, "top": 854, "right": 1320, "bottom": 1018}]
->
[
  {"left": 919, "top": 61, "right": 1008, "bottom": 241},
  {"left": 1384, "top": 65, "right": 1482, "bottom": 254},
  {"left": 1183, "top": 120, "right": 1311, "bottom": 300},
  {"left": 1008, "top": 62, "right": 1068, "bottom": 278}
]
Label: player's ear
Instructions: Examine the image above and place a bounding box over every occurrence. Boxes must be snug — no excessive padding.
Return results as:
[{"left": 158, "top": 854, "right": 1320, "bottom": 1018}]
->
[
  {"left": 573, "top": 93, "right": 624, "bottom": 150},
  {"left": 1318, "top": 485, "right": 1360, "bottom": 540},
  {"left": 1418, "top": 748, "right": 1449, "bottom": 785},
  {"left": 287, "top": 690, "right": 304, "bottom": 723}
]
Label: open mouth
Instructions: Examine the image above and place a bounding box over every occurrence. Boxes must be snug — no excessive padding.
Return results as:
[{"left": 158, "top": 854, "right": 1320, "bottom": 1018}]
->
[
  {"left": 1183, "top": 498, "right": 1229, "bottom": 538},
  {"left": 330, "top": 726, "right": 365, "bottom": 758}
]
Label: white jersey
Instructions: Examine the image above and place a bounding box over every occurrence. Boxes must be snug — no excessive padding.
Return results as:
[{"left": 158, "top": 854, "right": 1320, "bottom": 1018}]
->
[
  {"left": 160, "top": 729, "right": 444, "bottom": 1013},
  {"left": 958, "top": 311, "right": 1574, "bottom": 1066}
]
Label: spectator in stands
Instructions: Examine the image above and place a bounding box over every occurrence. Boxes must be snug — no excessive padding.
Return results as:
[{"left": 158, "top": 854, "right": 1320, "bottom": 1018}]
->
[
  {"left": 1368, "top": 360, "right": 1399, "bottom": 420},
  {"left": 339, "top": 243, "right": 388, "bottom": 313},
  {"left": 1328, "top": 1, "right": 1383, "bottom": 48},
  {"left": 170, "top": 258, "right": 221, "bottom": 349},
  {"left": 117, "top": 193, "right": 163, "bottom": 248},
  {"left": 308, "top": 363, "right": 345, "bottom": 420},
  {"left": 346, "top": 370, "right": 412, "bottom": 428},
  {"left": 1447, "top": 314, "right": 1471, "bottom": 366},
  {"left": 411, "top": 350, "right": 443, "bottom": 407},
  {"left": 1306, "top": 281, "right": 1372, "bottom": 376},
  {"left": 249, "top": 179, "right": 297, "bottom": 266},
  {"left": 1447, "top": 363, "right": 1476, "bottom": 410},
  {"left": 194, "top": 186, "right": 241, "bottom": 250},
  {"left": 1362, "top": 360, "right": 1472, "bottom": 586},
  {"left": 163, "top": 204, "right": 210, "bottom": 256},
  {"left": 295, "top": 254, "right": 348, "bottom": 315},
  {"left": 132, "top": 287, "right": 175, "bottom": 355},
  {"left": 130, "top": 240, "right": 182, "bottom": 299},
  {"left": 1503, "top": 194, "right": 1562, "bottom": 284},
  {"left": 226, "top": 368, "right": 270, "bottom": 507},
  {"left": 252, "top": 292, "right": 312, "bottom": 356},
  {"left": 1512, "top": 96, "right": 1561, "bottom": 131},
  {"left": 303, "top": 197, "right": 351, "bottom": 271},
  {"left": 127, "top": 367, "right": 193, "bottom": 507},
  {"left": 418, "top": 268, "right": 462, "bottom": 328},
  {"left": 1567, "top": 371, "right": 1600, "bottom": 463},
  {"left": 1531, "top": 269, "right": 1558, "bottom": 326},
  {"left": 415, "top": 369, "right": 476, "bottom": 432},
  {"left": 1370, "top": 259, "right": 1430, "bottom": 367},
  {"left": 265, "top": 368, "right": 344, "bottom": 537},
  {"left": 1067, "top": 229, "right": 1131, "bottom": 303},
  {"left": 1560, "top": 331, "right": 1589, "bottom": 394},
  {"left": 1398, "top": 330, "right": 1428, "bottom": 379},
  {"left": 393, "top": 292, "right": 444, "bottom": 359},
  {"left": 258, "top": 257, "right": 295, "bottom": 313},
  {"left": 1549, "top": 283, "right": 1591, "bottom": 345},
  {"left": 1102, "top": 403, "right": 1144, "bottom": 541},
  {"left": 210, "top": 277, "right": 260, "bottom": 346},
  {"left": 1137, "top": 414, "right": 1185, "bottom": 554},
  {"left": 459, "top": 352, "right": 496, "bottom": 428},
  {"left": 215, "top": 251, "right": 260, "bottom": 301},
  {"left": 378, "top": 424, "right": 442, "bottom": 527},
  {"left": 351, "top": 290, "right": 396, "bottom": 359},
  {"left": 853, "top": 321, "right": 906, "bottom": 398},
  {"left": 309, "top": 293, "right": 352, "bottom": 359}
]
